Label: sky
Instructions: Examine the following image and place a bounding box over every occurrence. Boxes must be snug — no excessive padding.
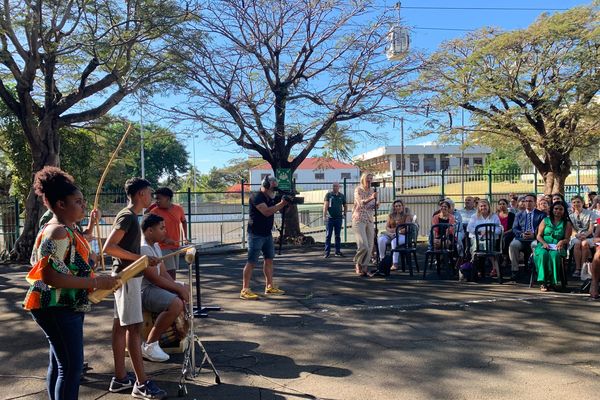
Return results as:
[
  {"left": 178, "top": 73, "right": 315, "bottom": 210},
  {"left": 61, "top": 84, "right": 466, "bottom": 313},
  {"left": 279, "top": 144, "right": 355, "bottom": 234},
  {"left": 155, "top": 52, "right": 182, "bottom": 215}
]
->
[{"left": 122, "top": 0, "right": 591, "bottom": 174}]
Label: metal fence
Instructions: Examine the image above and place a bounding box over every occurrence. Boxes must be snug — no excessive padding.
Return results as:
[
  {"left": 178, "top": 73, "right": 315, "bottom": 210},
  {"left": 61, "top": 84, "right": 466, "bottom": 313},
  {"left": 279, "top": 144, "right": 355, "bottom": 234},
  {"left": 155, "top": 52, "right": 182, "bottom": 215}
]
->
[{"left": 1, "top": 162, "right": 598, "bottom": 254}]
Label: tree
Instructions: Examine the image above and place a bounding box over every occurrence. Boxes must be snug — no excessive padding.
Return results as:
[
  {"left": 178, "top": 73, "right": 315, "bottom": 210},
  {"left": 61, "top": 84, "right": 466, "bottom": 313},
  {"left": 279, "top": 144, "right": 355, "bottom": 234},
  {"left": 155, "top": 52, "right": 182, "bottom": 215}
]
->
[
  {"left": 0, "top": 0, "right": 189, "bottom": 259},
  {"left": 321, "top": 123, "right": 356, "bottom": 162},
  {"left": 169, "top": 0, "right": 418, "bottom": 237},
  {"left": 419, "top": 6, "right": 600, "bottom": 194}
]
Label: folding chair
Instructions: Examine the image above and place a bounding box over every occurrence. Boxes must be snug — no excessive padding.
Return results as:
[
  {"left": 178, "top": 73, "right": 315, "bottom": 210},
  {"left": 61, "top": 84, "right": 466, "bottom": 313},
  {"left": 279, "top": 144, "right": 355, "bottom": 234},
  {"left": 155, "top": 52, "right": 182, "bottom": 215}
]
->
[
  {"left": 423, "top": 223, "right": 456, "bottom": 279},
  {"left": 472, "top": 223, "right": 504, "bottom": 284},
  {"left": 391, "top": 223, "right": 419, "bottom": 276}
]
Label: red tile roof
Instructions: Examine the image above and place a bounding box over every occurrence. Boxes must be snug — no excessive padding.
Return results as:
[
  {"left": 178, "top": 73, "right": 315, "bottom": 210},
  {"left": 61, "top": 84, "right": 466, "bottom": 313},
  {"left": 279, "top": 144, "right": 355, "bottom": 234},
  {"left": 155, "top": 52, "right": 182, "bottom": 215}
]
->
[{"left": 251, "top": 157, "right": 356, "bottom": 170}]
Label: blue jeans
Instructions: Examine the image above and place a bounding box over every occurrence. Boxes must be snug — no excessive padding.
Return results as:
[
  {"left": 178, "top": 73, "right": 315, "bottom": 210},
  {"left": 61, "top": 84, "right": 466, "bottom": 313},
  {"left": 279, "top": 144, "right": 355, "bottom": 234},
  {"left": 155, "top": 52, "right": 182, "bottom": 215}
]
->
[
  {"left": 31, "top": 307, "right": 84, "bottom": 400},
  {"left": 247, "top": 232, "right": 275, "bottom": 263},
  {"left": 325, "top": 217, "right": 343, "bottom": 254}
]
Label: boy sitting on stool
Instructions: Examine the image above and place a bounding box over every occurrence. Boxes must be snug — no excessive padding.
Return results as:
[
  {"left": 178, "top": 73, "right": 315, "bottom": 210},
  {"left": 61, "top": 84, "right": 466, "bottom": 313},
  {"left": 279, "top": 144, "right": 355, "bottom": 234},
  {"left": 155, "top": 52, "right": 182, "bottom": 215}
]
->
[{"left": 140, "top": 214, "right": 189, "bottom": 362}]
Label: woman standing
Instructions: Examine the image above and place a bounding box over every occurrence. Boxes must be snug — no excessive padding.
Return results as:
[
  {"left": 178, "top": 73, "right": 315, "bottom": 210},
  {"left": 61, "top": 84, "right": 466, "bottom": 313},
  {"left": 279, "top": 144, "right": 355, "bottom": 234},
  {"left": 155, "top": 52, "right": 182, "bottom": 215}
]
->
[
  {"left": 23, "top": 167, "right": 118, "bottom": 400},
  {"left": 533, "top": 201, "right": 573, "bottom": 292},
  {"left": 352, "top": 173, "right": 377, "bottom": 276},
  {"left": 377, "top": 200, "right": 413, "bottom": 270}
]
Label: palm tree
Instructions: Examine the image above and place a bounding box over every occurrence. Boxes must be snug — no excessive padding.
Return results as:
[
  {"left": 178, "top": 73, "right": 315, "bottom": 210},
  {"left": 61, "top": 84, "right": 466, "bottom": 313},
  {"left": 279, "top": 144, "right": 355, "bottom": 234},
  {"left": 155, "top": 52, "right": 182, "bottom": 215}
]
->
[{"left": 321, "top": 123, "right": 356, "bottom": 162}]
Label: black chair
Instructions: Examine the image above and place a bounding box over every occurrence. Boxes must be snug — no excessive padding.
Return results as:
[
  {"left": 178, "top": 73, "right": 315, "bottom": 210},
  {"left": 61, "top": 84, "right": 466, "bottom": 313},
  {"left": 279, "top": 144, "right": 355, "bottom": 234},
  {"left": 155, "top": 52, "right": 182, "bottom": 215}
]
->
[
  {"left": 471, "top": 223, "right": 504, "bottom": 284},
  {"left": 423, "top": 223, "right": 456, "bottom": 279},
  {"left": 391, "top": 223, "right": 420, "bottom": 276}
]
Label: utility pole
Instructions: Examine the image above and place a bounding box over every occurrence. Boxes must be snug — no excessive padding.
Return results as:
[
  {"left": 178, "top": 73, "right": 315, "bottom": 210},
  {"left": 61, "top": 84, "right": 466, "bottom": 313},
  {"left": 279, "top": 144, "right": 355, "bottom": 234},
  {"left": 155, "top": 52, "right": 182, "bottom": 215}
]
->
[
  {"left": 461, "top": 109, "right": 465, "bottom": 201},
  {"left": 140, "top": 100, "right": 145, "bottom": 179},
  {"left": 400, "top": 117, "right": 405, "bottom": 194}
]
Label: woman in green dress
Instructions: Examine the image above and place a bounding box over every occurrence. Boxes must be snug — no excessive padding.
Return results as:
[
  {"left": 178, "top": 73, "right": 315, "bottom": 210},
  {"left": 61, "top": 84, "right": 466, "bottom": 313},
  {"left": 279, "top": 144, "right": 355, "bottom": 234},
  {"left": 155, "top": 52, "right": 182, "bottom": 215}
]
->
[{"left": 533, "top": 201, "right": 573, "bottom": 291}]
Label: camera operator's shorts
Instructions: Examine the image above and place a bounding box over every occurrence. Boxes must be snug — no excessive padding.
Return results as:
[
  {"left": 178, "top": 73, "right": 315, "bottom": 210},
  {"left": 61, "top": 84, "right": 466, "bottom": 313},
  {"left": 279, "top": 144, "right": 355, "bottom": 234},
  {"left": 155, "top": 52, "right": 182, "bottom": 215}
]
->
[
  {"left": 142, "top": 285, "right": 178, "bottom": 313},
  {"left": 247, "top": 232, "right": 275, "bottom": 263}
]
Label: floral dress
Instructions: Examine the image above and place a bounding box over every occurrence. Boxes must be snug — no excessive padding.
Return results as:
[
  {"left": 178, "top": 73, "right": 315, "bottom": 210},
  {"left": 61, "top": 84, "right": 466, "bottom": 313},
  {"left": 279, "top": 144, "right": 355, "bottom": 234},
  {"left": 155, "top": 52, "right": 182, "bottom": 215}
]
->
[{"left": 352, "top": 186, "right": 375, "bottom": 224}]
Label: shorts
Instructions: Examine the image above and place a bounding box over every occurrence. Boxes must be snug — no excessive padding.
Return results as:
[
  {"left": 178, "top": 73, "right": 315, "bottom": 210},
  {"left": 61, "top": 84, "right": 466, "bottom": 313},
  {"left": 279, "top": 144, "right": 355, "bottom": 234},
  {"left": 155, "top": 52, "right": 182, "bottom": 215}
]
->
[
  {"left": 161, "top": 248, "right": 179, "bottom": 271},
  {"left": 142, "top": 285, "right": 178, "bottom": 314},
  {"left": 247, "top": 232, "right": 275, "bottom": 264},
  {"left": 113, "top": 277, "right": 143, "bottom": 326}
]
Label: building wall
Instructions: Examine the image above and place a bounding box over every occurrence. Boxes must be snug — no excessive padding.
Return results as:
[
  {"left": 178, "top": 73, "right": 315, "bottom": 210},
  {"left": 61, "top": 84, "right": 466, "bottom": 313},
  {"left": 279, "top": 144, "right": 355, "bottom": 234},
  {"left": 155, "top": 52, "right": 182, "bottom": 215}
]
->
[{"left": 250, "top": 167, "right": 360, "bottom": 187}]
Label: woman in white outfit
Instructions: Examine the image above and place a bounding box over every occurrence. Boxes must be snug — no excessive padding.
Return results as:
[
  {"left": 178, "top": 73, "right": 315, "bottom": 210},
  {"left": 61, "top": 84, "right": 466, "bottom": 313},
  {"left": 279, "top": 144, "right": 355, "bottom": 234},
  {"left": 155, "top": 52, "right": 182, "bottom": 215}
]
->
[
  {"left": 377, "top": 200, "right": 413, "bottom": 270},
  {"left": 467, "top": 199, "right": 502, "bottom": 277}
]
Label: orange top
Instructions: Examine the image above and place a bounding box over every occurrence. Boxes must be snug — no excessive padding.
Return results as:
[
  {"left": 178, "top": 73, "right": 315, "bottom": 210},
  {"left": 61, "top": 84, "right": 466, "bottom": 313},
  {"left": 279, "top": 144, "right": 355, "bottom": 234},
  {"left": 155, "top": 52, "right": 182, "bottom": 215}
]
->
[{"left": 147, "top": 203, "right": 186, "bottom": 250}]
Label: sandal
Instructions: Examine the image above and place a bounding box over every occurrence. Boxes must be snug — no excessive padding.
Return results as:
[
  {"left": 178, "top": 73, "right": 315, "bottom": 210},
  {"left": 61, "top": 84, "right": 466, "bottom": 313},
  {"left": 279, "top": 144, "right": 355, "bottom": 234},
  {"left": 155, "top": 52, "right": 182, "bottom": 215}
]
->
[
  {"left": 355, "top": 265, "right": 362, "bottom": 275},
  {"left": 391, "top": 264, "right": 398, "bottom": 271},
  {"left": 540, "top": 284, "right": 548, "bottom": 292}
]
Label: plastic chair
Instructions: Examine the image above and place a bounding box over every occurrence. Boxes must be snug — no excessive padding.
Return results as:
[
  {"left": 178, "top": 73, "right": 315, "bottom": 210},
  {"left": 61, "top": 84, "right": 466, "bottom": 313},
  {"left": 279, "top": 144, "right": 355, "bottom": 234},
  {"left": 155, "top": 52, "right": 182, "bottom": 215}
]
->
[
  {"left": 472, "top": 223, "right": 504, "bottom": 284},
  {"left": 391, "top": 223, "right": 420, "bottom": 276},
  {"left": 423, "top": 223, "right": 456, "bottom": 279}
]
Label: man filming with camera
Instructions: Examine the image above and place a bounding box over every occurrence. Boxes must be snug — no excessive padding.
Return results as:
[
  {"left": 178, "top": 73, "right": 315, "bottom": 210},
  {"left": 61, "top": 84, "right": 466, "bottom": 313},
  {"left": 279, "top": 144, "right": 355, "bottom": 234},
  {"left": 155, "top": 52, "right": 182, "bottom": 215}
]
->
[{"left": 240, "top": 175, "right": 290, "bottom": 300}]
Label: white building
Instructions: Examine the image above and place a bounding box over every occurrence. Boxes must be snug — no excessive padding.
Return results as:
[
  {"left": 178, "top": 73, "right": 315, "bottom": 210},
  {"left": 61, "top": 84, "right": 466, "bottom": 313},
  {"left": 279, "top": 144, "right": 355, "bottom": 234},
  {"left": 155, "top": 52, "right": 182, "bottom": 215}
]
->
[
  {"left": 250, "top": 158, "right": 360, "bottom": 189},
  {"left": 354, "top": 144, "right": 492, "bottom": 176}
]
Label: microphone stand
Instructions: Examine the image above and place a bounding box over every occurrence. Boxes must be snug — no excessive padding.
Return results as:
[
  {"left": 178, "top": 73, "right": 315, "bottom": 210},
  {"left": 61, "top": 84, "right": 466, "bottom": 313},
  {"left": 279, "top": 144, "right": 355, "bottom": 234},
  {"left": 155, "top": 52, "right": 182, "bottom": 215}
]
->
[
  {"left": 278, "top": 204, "right": 287, "bottom": 256},
  {"left": 372, "top": 185, "right": 384, "bottom": 276}
]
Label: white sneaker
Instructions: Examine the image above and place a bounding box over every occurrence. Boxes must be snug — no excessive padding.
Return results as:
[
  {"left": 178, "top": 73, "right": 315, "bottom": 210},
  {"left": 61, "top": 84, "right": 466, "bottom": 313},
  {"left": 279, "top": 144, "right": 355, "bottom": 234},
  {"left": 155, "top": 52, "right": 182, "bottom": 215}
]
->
[{"left": 141, "top": 341, "right": 169, "bottom": 362}]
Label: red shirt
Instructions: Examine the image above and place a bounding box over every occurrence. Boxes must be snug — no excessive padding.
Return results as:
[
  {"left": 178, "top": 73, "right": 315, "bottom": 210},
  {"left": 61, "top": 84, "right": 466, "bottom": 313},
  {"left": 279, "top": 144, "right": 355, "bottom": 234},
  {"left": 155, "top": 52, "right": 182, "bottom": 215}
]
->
[{"left": 147, "top": 203, "right": 186, "bottom": 250}]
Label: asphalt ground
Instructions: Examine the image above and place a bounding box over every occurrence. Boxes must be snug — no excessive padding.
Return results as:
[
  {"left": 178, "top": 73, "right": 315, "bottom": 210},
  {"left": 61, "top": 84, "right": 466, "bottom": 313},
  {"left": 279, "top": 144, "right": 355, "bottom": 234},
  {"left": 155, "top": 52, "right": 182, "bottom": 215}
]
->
[{"left": 1, "top": 245, "right": 599, "bottom": 400}]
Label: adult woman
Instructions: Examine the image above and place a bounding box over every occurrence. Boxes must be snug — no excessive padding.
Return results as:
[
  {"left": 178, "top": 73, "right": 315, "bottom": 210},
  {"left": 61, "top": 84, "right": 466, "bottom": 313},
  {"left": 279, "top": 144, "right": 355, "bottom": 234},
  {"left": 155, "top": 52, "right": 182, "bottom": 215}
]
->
[
  {"left": 497, "top": 199, "right": 516, "bottom": 264},
  {"left": 467, "top": 199, "right": 502, "bottom": 276},
  {"left": 589, "top": 197, "right": 600, "bottom": 220},
  {"left": 352, "top": 173, "right": 377, "bottom": 276},
  {"left": 23, "top": 167, "right": 118, "bottom": 400},
  {"left": 533, "top": 201, "right": 573, "bottom": 291},
  {"left": 431, "top": 200, "right": 455, "bottom": 249},
  {"left": 537, "top": 197, "right": 550, "bottom": 215},
  {"left": 377, "top": 200, "right": 412, "bottom": 270}
]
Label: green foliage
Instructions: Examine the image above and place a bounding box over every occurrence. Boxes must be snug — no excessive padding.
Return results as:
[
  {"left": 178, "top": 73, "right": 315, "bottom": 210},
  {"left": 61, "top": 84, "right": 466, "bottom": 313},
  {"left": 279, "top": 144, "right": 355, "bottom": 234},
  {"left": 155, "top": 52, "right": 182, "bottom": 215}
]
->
[
  {"left": 485, "top": 149, "right": 521, "bottom": 182},
  {"left": 419, "top": 5, "right": 600, "bottom": 193},
  {"left": 321, "top": 123, "right": 356, "bottom": 162}
]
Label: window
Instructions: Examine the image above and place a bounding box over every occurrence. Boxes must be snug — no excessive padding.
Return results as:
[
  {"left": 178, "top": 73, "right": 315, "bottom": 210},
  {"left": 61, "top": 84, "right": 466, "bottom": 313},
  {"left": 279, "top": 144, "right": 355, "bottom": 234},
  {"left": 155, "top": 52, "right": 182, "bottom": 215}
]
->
[
  {"left": 473, "top": 157, "right": 483, "bottom": 166},
  {"left": 410, "top": 155, "right": 419, "bottom": 172},
  {"left": 440, "top": 154, "right": 450, "bottom": 171},
  {"left": 424, "top": 154, "right": 436, "bottom": 172},
  {"left": 315, "top": 173, "right": 325, "bottom": 180},
  {"left": 462, "top": 158, "right": 470, "bottom": 167},
  {"left": 340, "top": 172, "right": 351, "bottom": 180},
  {"left": 396, "top": 158, "right": 405, "bottom": 171},
  {"left": 260, "top": 173, "right": 270, "bottom": 180}
]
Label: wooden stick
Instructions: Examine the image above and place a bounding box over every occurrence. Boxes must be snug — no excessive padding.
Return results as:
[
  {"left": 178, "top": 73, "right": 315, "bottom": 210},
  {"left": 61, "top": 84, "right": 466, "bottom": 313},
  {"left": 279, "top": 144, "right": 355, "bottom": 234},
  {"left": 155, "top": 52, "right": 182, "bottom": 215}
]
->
[
  {"left": 88, "top": 256, "right": 149, "bottom": 304},
  {"left": 93, "top": 124, "right": 134, "bottom": 271},
  {"left": 158, "top": 246, "right": 195, "bottom": 261}
]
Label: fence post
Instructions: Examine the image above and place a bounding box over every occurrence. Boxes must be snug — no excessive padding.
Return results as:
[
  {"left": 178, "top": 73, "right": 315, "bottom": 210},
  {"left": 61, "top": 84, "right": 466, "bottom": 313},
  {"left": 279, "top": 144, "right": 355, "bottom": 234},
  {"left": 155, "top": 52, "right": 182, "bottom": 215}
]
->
[
  {"left": 392, "top": 170, "right": 396, "bottom": 197},
  {"left": 14, "top": 197, "right": 20, "bottom": 243},
  {"left": 441, "top": 169, "right": 445, "bottom": 199},
  {"left": 343, "top": 177, "right": 348, "bottom": 243},
  {"left": 241, "top": 179, "right": 246, "bottom": 249},
  {"left": 596, "top": 161, "right": 600, "bottom": 193},
  {"left": 187, "top": 187, "right": 192, "bottom": 242},
  {"left": 533, "top": 168, "right": 538, "bottom": 195},
  {"left": 576, "top": 161, "right": 581, "bottom": 195},
  {"left": 487, "top": 169, "right": 493, "bottom": 202}
]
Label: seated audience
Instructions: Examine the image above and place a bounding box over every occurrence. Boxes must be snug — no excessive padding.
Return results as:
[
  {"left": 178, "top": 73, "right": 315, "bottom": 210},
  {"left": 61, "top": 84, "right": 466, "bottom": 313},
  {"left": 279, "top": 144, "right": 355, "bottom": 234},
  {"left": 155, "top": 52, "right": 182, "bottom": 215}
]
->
[
  {"left": 590, "top": 197, "right": 600, "bottom": 220},
  {"left": 458, "top": 196, "right": 476, "bottom": 228},
  {"left": 537, "top": 196, "right": 550, "bottom": 215},
  {"left": 509, "top": 194, "right": 546, "bottom": 278},
  {"left": 533, "top": 201, "right": 572, "bottom": 291},
  {"left": 497, "top": 198, "right": 516, "bottom": 264},
  {"left": 377, "top": 200, "right": 412, "bottom": 270},
  {"left": 431, "top": 200, "right": 455, "bottom": 250},
  {"left": 587, "top": 191, "right": 597, "bottom": 208},
  {"left": 467, "top": 199, "right": 502, "bottom": 276},
  {"left": 569, "top": 195, "right": 594, "bottom": 278},
  {"left": 517, "top": 195, "right": 527, "bottom": 212},
  {"left": 139, "top": 214, "right": 189, "bottom": 362},
  {"left": 509, "top": 194, "right": 520, "bottom": 214}
]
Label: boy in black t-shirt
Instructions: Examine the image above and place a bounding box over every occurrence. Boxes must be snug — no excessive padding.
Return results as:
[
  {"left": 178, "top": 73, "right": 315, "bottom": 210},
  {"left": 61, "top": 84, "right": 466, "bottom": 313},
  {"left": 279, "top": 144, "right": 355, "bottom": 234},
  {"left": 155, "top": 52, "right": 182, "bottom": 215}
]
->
[
  {"left": 241, "top": 176, "right": 289, "bottom": 300},
  {"left": 104, "top": 178, "right": 166, "bottom": 399}
]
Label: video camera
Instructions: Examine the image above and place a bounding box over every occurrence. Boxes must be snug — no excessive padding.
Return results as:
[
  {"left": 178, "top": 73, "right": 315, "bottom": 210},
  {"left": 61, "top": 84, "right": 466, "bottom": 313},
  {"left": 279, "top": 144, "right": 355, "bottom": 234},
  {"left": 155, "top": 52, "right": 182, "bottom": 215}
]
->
[{"left": 274, "top": 187, "right": 305, "bottom": 205}]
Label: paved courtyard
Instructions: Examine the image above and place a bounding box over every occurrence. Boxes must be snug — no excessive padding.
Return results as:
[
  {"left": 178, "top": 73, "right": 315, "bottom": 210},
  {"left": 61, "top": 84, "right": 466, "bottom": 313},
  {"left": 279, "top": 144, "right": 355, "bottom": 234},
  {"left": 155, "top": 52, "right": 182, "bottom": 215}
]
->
[{"left": 1, "top": 245, "right": 600, "bottom": 400}]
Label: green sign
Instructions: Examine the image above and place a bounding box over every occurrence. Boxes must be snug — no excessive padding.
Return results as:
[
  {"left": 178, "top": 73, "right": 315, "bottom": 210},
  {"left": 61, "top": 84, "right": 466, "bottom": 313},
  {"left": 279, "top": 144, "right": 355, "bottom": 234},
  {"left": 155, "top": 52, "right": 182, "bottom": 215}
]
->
[{"left": 276, "top": 168, "right": 292, "bottom": 191}]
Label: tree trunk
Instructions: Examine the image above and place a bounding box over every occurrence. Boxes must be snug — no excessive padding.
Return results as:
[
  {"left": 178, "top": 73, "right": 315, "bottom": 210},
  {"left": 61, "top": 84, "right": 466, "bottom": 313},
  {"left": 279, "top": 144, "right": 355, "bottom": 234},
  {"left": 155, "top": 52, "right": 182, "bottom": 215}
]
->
[
  {"left": 539, "top": 153, "right": 571, "bottom": 195},
  {"left": 541, "top": 171, "right": 569, "bottom": 195},
  {"left": 283, "top": 203, "right": 301, "bottom": 238},
  {"left": 10, "top": 125, "right": 60, "bottom": 262}
]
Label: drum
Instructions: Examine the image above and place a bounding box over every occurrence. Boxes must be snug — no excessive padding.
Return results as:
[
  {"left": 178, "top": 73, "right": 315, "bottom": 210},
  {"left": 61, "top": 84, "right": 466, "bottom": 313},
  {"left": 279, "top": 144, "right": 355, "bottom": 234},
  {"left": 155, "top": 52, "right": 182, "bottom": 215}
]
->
[{"left": 142, "top": 311, "right": 189, "bottom": 353}]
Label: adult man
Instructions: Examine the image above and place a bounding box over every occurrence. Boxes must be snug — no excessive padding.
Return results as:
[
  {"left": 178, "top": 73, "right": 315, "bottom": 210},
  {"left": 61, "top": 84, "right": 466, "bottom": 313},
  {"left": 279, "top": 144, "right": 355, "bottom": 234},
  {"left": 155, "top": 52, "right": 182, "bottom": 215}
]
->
[
  {"left": 458, "top": 196, "right": 476, "bottom": 228},
  {"left": 569, "top": 195, "right": 594, "bottom": 278},
  {"left": 508, "top": 193, "right": 546, "bottom": 279},
  {"left": 147, "top": 187, "right": 188, "bottom": 279},
  {"left": 104, "top": 178, "right": 166, "bottom": 399},
  {"left": 240, "top": 176, "right": 289, "bottom": 300},
  {"left": 323, "top": 182, "right": 347, "bottom": 258},
  {"left": 139, "top": 213, "right": 189, "bottom": 363}
]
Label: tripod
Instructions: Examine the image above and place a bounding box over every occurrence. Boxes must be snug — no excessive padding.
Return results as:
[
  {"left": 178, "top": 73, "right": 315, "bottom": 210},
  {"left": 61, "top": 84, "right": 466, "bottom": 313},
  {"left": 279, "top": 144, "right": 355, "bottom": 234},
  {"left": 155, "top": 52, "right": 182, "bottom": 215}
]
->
[
  {"left": 191, "top": 250, "right": 221, "bottom": 318},
  {"left": 178, "top": 252, "right": 222, "bottom": 397},
  {"left": 278, "top": 205, "right": 287, "bottom": 256},
  {"left": 371, "top": 185, "right": 386, "bottom": 276}
]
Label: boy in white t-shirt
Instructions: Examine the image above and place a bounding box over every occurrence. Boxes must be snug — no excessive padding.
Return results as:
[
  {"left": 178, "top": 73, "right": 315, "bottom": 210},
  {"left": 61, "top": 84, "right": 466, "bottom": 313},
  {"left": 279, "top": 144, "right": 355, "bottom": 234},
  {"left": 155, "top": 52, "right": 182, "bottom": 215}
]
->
[{"left": 139, "top": 214, "right": 189, "bottom": 362}]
